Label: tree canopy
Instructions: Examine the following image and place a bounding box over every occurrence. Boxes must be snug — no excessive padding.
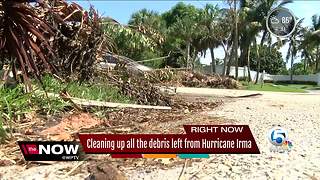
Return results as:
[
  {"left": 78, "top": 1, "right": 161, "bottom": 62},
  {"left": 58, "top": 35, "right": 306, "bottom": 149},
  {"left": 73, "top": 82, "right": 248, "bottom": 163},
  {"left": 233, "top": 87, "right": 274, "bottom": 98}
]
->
[{"left": 102, "top": 1, "right": 320, "bottom": 76}]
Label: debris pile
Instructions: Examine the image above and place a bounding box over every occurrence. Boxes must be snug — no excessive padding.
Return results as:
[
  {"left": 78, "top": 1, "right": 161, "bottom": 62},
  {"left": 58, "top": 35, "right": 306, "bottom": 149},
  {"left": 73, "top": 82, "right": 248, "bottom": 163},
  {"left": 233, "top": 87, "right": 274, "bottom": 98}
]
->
[
  {"left": 146, "top": 69, "right": 242, "bottom": 89},
  {"left": 101, "top": 64, "right": 173, "bottom": 106},
  {"left": 96, "top": 62, "right": 240, "bottom": 107}
]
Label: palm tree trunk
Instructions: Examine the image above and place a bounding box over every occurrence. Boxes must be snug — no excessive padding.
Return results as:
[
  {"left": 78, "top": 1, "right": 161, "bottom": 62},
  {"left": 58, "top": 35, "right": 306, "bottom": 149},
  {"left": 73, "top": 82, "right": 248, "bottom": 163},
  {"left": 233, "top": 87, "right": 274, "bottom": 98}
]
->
[
  {"left": 223, "top": 55, "right": 227, "bottom": 75},
  {"left": 255, "top": 44, "right": 260, "bottom": 84},
  {"left": 290, "top": 53, "right": 294, "bottom": 82},
  {"left": 239, "top": 43, "right": 249, "bottom": 67},
  {"left": 255, "top": 31, "right": 267, "bottom": 84},
  {"left": 247, "top": 46, "right": 251, "bottom": 82},
  {"left": 226, "top": 46, "right": 232, "bottom": 76},
  {"left": 304, "top": 52, "right": 312, "bottom": 72},
  {"left": 234, "top": 0, "right": 239, "bottom": 79},
  {"left": 210, "top": 47, "right": 215, "bottom": 74},
  {"left": 221, "top": 42, "right": 228, "bottom": 76},
  {"left": 235, "top": 47, "right": 239, "bottom": 79},
  {"left": 255, "top": 60, "right": 261, "bottom": 83},
  {"left": 187, "top": 41, "right": 191, "bottom": 69},
  {"left": 316, "top": 46, "right": 319, "bottom": 72}
]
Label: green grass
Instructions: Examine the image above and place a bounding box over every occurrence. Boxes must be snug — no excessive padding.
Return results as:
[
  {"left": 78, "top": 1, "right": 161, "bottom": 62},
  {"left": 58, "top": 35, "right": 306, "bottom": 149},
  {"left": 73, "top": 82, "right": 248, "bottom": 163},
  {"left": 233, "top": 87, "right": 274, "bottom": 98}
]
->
[
  {"left": 241, "top": 82, "right": 317, "bottom": 93},
  {"left": 275, "top": 83, "right": 320, "bottom": 90},
  {"left": 0, "top": 84, "right": 72, "bottom": 141},
  {"left": 0, "top": 85, "right": 32, "bottom": 141},
  {"left": 65, "top": 83, "right": 133, "bottom": 103},
  {"left": 41, "top": 75, "right": 133, "bottom": 103},
  {"left": 0, "top": 76, "right": 133, "bottom": 142},
  {"left": 0, "top": 116, "right": 6, "bottom": 143}
]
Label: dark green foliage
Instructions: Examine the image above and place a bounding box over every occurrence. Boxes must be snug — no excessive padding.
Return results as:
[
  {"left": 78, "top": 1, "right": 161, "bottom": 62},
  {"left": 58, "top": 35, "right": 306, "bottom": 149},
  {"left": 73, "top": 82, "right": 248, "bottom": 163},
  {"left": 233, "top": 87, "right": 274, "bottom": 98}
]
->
[
  {"left": 250, "top": 45, "right": 286, "bottom": 74},
  {"left": 162, "top": 2, "right": 199, "bottom": 27},
  {"left": 289, "top": 62, "right": 314, "bottom": 75},
  {"left": 104, "top": 2, "right": 206, "bottom": 68}
]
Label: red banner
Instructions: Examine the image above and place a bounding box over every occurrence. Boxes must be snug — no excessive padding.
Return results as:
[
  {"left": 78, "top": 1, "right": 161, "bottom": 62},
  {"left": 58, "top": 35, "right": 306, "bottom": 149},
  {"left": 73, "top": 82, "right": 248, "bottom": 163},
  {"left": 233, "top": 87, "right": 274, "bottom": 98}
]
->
[{"left": 78, "top": 125, "right": 260, "bottom": 154}]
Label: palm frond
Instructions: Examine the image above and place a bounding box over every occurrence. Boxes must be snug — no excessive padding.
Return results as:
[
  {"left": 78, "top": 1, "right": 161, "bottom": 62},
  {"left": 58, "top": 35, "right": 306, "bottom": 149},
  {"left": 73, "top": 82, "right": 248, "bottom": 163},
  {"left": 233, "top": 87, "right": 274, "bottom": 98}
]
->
[{"left": 0, "top": 0, "right": 56, "bottom": 90}]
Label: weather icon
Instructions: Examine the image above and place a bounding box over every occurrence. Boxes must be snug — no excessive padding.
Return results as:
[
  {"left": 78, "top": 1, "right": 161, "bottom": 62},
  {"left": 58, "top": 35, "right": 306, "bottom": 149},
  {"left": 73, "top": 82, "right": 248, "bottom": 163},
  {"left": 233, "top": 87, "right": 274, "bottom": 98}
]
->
[{"left": 270, "top": 16, "right": 280, "bottom": 24}]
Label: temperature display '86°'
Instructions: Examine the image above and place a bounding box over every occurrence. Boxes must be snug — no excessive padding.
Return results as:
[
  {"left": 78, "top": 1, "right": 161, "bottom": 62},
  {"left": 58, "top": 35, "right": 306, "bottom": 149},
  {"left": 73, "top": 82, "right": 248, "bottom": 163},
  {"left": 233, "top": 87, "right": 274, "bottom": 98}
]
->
[{"left": 266, "top": 7, "right": 297, "bottom": 37}]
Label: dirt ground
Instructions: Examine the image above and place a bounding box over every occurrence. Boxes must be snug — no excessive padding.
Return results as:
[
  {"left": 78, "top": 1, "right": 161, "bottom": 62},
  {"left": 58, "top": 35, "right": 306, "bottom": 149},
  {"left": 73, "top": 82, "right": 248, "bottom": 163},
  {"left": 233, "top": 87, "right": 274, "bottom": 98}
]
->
[
  {"left": 0, "top": 88, "right": 319, "bottom": 180},
  {"left": 126, "top": 88, "right": 320, "bottom": 180}
]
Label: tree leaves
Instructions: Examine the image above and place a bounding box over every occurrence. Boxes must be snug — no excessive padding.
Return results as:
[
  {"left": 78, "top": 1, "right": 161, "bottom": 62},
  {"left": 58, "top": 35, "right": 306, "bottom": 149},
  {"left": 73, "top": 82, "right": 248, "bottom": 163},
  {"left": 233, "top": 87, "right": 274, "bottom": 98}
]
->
[{"left": 103, "top": 18, "right": 161, "bottom": 56}]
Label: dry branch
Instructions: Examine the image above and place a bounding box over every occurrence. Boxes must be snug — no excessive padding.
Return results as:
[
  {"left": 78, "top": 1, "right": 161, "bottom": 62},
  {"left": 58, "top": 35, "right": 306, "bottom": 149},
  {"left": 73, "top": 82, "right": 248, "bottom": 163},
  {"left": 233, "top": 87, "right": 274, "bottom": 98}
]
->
[
  {"left": 46, "top": 91, "right": 172, "bottom": 110},
  {"left": 225, "top": 93, "right": 262, "bottom": 98},
  {"left": 70, "top": 97, "right": 171, "bottom": 110}
]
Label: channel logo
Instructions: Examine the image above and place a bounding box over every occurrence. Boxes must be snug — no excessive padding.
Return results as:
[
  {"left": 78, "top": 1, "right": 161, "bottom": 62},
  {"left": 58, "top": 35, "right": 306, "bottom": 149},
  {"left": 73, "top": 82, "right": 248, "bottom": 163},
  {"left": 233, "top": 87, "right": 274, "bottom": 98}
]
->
[
  {"left": 268, "top": 127, "right": 292, "bottom": 152},
  {"left": 18, "top": 141, "right": 85, "bottom": 161},
  {"left": 268, "top": 127, "right": 288, "bottom": 146}
]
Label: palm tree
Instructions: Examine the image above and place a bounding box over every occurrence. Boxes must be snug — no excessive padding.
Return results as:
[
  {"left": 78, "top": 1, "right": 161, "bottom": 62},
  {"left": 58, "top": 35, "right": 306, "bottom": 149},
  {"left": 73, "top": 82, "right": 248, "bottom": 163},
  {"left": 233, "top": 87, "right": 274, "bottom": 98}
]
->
[
  {"left": 299, "top": 30, "right": 315, "bottom": 72},
  {"left": 233, "top": 0, "right": 239, "bottom": 79},
  {"left": 311, "top": 14, "right": 320, "bottom": 37},
  {"left": 225, "top": 0, "right": 240, "bottom": 78},
  {"left": 310, "top": 15, "right": 320, "bottom": 71},
  {"left": 128, "top": 9, "right": 166, "bottom": 35},
  {"left": 197, "top": 4, "right": 221, "bottom": 74},
  {"left": 299, "top": 15, "right": 320, "bottom": 73},
  {"left": 0, "top": 0, "right": 56, "bottom": 90},
  {"left": 169, "top": 17, "right": 199, "bottom": 69},
  {"left": 127, "top": 9, "right": 166, "bottom": 46},
  {"left": 286, "top": 19, "right": 304, "bottom": 81},
  {"left": 238, "top": 5, "right": 262, "bottom": 81},
  {"left": 218, "top": 8, "right": 234, "bottom": 76},
  {"left": 235, "top": 0, "right": 292, "bottom": 83},
  {"left": 129, "top": 9, "right": 159, "bottom": 25},
  {"left": 103, "top": 15, "right": 164, "bottom": 60}
]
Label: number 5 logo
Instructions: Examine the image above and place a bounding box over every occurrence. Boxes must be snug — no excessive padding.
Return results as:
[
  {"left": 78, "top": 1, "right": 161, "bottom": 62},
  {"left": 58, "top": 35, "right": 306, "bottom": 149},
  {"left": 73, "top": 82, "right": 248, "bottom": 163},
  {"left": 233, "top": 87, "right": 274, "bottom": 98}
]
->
[{"left": 268, "top": 127, "right": 288, "bottom": 146}]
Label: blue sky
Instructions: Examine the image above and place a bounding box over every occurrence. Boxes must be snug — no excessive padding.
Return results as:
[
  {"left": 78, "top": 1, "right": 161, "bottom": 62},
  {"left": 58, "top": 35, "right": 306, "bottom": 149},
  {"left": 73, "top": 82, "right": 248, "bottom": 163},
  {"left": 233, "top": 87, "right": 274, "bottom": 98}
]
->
[
  {"left": 74, "top": 1, "right": 225, "bottom": 24},
  {"left": 74, "top": 1, "right": 320, "bottom": 68}
]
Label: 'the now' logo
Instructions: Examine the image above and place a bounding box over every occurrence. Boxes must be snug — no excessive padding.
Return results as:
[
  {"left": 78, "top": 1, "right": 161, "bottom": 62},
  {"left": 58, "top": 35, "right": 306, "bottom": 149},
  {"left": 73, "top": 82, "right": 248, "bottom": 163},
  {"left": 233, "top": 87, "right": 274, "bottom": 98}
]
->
[{"left": 18, "top": 141, "right": 83, "bottom": 161}]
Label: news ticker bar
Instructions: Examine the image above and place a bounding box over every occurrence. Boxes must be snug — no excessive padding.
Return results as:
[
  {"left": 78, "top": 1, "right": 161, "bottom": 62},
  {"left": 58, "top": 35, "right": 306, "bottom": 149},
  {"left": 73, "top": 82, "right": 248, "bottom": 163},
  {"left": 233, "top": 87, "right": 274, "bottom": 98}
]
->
[{"left": 18, "top": 125, "right": 260, "bottom": 161}]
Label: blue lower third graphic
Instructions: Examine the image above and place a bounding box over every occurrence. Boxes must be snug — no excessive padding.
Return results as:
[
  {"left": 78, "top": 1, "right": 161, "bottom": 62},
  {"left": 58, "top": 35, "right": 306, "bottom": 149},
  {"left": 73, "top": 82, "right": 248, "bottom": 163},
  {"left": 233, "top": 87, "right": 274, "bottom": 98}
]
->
[{"left": 178, "top": 154, "right": 210, "bottom": 158}]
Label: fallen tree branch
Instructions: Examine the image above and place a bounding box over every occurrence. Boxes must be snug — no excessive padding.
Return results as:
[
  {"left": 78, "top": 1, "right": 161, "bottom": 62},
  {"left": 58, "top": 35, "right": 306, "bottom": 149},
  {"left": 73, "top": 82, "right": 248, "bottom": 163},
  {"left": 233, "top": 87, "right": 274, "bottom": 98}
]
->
[
  {"left": 71, "top": 97, "right": 172, "bottom": 110},
  {"left": 178, "top": 159, "right": 189, "bottom": 180},
  {"left": 47, "top": 92, "right": 172, "bottom": 110},
  {"left": 225, "top": 93, "right": 262, "bottom": 98},
  {"left": 64, "top": 161, "right": 86, "bottom": 177},
  {"left": 59, "top": 90, "right": 83, "bottom": 111}
]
